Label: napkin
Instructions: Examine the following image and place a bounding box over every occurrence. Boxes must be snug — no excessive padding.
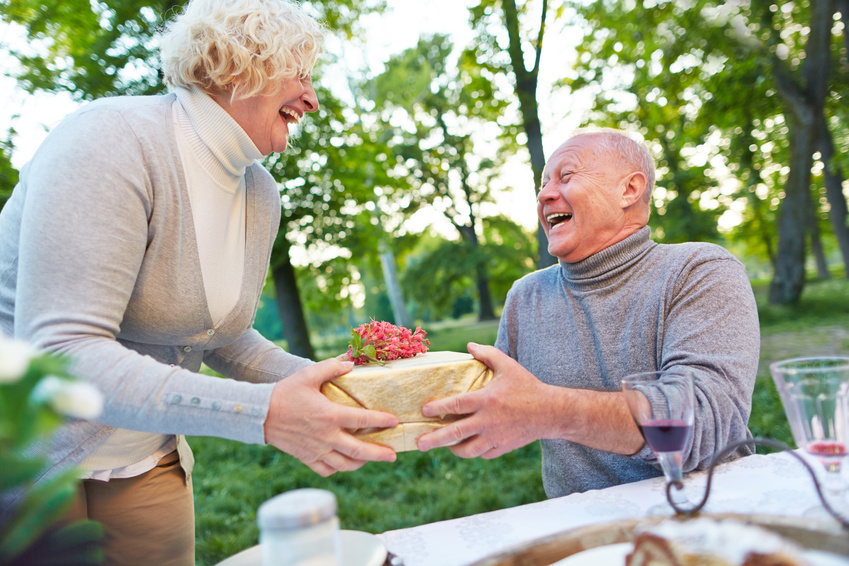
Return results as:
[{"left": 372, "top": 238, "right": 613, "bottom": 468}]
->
[{"left": 320, "top": 351, "right": 493, "bottom": 452}]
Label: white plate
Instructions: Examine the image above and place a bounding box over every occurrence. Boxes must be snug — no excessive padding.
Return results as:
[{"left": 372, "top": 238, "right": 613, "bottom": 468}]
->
[{"left": 214, "top": 530, "right": 387, "bottom": 566}]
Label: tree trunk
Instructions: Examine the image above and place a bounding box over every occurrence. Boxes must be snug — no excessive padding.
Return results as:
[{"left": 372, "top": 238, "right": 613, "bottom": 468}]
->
[
  {"left": 500, "top": 0, "right": 556, "bottom": 269},
  {"left": 457, "top": 225, "right": 497, "bottom": 321},
  {"left": 475, "top": 270, "right": 497, "bottom": 321},
  {"left": 271, "top": 236, "right": 316, "bottom": 360},
  {"left": 808, "top": 191, "right": 830, "bottom": 279},
  {"left": 767, "top": 0, "right": 832, "bottom": 304},
  {"left": 769, "top": 116, "right": 815, "bottom": 304},
  {"left": 816, "top": 113, "right": 849, "bottom": 278}
]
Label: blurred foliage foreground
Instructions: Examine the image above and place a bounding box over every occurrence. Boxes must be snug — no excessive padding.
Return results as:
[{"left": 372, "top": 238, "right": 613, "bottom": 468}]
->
[{"left": 190, "top": 275, "right": 849, "bottom": 565}]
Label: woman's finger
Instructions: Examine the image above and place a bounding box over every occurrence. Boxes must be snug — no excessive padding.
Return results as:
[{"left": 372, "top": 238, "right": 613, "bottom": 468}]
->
[{"left": 330, "top": 428, "right": 396, "bottom": 463}]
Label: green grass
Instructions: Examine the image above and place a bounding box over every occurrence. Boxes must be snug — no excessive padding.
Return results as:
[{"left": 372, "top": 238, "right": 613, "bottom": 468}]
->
[{"left": 191, "top": 276, "right": 849, "bottom": 565}]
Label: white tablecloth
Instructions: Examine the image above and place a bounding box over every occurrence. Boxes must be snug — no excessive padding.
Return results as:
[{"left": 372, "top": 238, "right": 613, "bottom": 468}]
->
[{"left": 379, "top": 451, "right": 843, "bottom": 566}]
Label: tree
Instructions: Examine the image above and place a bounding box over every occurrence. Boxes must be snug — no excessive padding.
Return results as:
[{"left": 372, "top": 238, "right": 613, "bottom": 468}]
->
[
  {"left": 561, "top": 0, "right": 849, "bottom": 305},
  {"left": 466, "top": 0, "right": 561, "bottom": 269},
  {"left": 566, "top": 1, "right": 727, "bottom": 244},
  {"left": 370, "top": 34, "right": 521, "bottom": 321},
  {"left": 764, "top": 0, "right": 833, "bottom": 304},
  {"left": 401, "top": 217, "right": 535, "bottom": 321}
]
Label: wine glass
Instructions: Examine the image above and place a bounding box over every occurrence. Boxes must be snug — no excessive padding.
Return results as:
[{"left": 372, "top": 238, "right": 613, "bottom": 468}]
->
[
  {"left": 769, "top": 357, "right": 849, "bottom": 517},
  {"left": 622, "top": 368, "right": 695, "bottom": 514}
]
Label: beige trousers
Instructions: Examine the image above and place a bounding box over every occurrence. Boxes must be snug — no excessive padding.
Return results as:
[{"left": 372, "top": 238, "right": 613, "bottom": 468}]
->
[{"left": 66, "top": 450, "right": 195, "bottom": 566}]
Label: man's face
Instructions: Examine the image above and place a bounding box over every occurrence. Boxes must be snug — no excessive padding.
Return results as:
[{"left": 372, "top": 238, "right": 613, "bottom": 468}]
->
[{"left": 537, "top": 134, "right": 631, "bottom": 263}]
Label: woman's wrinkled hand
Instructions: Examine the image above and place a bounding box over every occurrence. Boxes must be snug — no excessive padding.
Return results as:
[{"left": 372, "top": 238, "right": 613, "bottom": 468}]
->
[{"left": 264, "top": 358, "right": 398, "bottom": 476}]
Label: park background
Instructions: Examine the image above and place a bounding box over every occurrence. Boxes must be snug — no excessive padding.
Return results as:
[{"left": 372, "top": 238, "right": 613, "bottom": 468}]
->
[{"left": 1, "top": 1, "right": 849, "bottom": 564}]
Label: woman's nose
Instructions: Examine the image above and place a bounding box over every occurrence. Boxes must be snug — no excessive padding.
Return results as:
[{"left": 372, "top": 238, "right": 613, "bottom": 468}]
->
[{"left": 302, "top": 81, "right": 319, "bottom": 113}]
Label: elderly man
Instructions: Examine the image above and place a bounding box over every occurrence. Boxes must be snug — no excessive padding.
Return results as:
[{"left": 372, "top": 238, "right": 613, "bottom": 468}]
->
[{"left": 417, "top": 129, "right": 760, "bottom": 498}]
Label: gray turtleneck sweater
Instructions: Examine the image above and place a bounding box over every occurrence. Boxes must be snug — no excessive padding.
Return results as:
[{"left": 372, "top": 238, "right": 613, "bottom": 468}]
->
[
  {"left": 494, "top": 227, "right": 760, "bottom": 498},
  {"left": 0, "top": 92, "right": 313, "bottom": 497}
]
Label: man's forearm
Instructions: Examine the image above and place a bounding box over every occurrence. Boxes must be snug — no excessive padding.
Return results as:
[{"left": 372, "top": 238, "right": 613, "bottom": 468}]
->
[{"left": 549, "top": 387, "right": 646, "bottom": 455}]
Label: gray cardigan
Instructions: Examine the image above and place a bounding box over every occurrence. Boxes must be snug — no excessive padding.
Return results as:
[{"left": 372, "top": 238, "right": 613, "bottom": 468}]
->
[
  {"left": 0, "top": 93, "right": 313, "bottom": 488},
  {"left": 495, "top": 227, "right": 760, "bottom": 498}
]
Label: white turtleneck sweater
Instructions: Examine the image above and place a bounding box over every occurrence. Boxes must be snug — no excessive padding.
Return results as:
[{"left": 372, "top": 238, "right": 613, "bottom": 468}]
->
[{"left": 79, "top": 86, "right": 263, "bottom": 480}]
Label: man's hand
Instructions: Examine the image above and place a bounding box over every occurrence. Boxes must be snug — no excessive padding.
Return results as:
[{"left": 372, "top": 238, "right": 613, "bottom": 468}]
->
[
  {"left": 416, "top": 343, "right": 646, "bottom": 458},
  {"left": 264, "top": 358, "right": 398, "bottom": 476},
  {"left": 416, "top": 343, "right": 554, "bottom": 458}
]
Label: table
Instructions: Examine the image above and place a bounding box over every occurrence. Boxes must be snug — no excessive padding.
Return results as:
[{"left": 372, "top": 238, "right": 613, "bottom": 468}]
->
[{"left": 378, "top": 451, "right": 843, "bottom": 566}]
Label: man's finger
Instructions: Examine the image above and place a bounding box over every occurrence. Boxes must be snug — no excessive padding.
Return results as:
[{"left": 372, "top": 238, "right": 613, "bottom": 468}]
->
[
  {"left": 421, "top": 390, "right": 480, "bottom": 418},
  {"left": 467, "top": 342, "right": 512, "bottom": 373},
  {"left": 417, "top": 419, "right": 475, "bottom": 452},
  {"left": 336, "top": 405, "right": 398, "bottom": 431}
]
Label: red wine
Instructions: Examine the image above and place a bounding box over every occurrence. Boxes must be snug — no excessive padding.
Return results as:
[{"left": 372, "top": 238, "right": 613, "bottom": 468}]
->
[
  {"left": 640, "top": 419, "right": 692, "bottom": 453},
  {"left": 807, "top": 441, "right": 847, "bottom": 457}
]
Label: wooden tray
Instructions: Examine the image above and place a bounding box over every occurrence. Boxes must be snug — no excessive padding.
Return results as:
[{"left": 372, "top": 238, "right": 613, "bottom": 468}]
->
[{"left": 468, "top": 513, "right": 849, "bottom": 566}]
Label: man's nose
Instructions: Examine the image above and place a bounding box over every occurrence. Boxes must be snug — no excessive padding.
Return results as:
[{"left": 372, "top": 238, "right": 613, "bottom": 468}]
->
[{"left": 538, "top": 179, "right": 558, "bottom": 203}]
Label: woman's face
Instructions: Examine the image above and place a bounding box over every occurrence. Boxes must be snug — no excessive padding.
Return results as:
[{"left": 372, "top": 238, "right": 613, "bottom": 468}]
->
[{"left": 216, "top": 76, "right": 320, "bottom": 155}]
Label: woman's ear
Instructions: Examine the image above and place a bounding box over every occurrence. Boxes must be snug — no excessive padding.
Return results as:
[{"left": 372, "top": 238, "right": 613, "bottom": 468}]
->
[{"left": 620, "top": 171, "right": 647, "bottom": 209}]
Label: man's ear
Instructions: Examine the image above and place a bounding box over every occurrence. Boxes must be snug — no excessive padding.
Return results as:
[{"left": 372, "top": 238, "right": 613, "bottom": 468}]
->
[{"left": 620, "top": 171, "right": 647, "bottom": 209}]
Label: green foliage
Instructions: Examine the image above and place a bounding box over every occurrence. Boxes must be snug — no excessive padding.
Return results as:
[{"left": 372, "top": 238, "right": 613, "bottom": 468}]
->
[
  {"left": 6, "top": 519, "right": 104, "bottom": 566},
  {"left": 755, "top": 275, "right": 849, "bottom": 334},
  {"left": 368, "top": 34, "right": 534, "bottom": 320},
  {"left": 345, "top": 326, "right": 377, "bottom": 362},
  {"left": 0, "top": 129, "right": 19, "bottom": 211},
  {"left": 2, "top": 0, "right": 179, "bottom": 99},
  {"left": 401, "top": 218, "right": 534, "bottom": 322},
  {"left": 190, "top": 438, "right": 544, "bottom": 566},
  {"left": 0, "top": 348, "right": 104, "bottom": 565}
]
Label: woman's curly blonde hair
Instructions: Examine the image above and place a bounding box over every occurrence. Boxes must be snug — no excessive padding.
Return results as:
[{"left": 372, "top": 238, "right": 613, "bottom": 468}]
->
[{"left": 159, "top": 0, "right": 325, "bottom": 100}]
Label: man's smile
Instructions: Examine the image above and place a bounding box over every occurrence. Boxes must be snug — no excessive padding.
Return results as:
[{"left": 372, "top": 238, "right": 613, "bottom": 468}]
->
[{"left": 546, "top": 212, "right": 573, "bottom": 228}]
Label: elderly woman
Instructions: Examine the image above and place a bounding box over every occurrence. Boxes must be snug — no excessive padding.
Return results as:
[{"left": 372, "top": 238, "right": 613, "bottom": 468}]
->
[{"left": 0, "top": 0, "right": 397, "bottom": 563}]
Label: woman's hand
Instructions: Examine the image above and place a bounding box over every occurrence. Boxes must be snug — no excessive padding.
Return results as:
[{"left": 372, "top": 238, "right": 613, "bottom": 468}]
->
[{"left": 264, "top": 358, "right": 398, "bottom": 476}]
